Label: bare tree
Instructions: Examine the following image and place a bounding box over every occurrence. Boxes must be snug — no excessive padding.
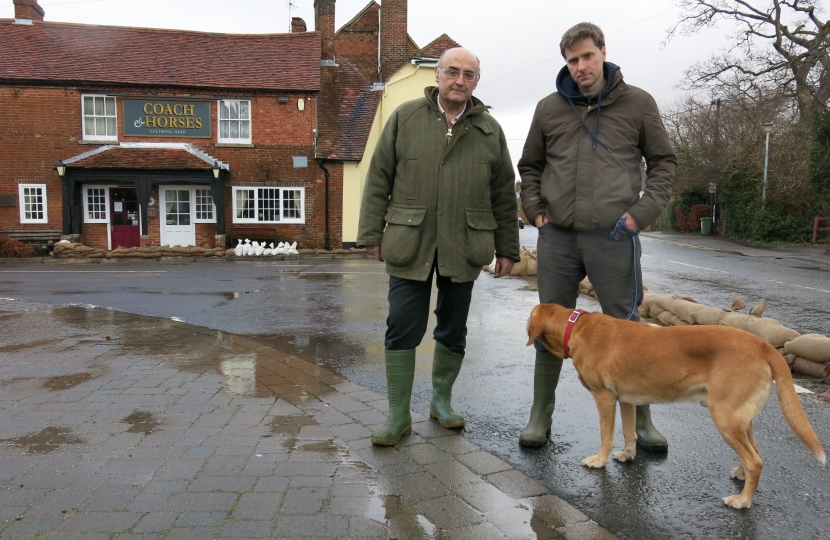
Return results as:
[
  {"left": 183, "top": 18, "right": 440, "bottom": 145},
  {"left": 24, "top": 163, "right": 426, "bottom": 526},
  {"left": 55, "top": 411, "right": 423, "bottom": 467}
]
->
[{"left": 668, "top": 0, "right": 830, "bottom": 118}]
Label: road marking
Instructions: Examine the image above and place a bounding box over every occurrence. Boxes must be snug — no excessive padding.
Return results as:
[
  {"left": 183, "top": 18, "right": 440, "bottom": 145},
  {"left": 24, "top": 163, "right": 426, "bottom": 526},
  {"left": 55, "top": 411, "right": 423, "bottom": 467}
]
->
[
  {"left": 765, "top": 279, "right": 830, "bottom": 294},
  {"left": 666, "top": 260, "right": 729, "bottom": 273}
]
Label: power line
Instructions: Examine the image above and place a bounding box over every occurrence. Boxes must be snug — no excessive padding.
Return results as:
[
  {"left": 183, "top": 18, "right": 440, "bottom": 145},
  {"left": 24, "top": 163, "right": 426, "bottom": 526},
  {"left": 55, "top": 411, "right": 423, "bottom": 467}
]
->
[{"left": 481, "top": 5, "right": 678, "bottom": 87}]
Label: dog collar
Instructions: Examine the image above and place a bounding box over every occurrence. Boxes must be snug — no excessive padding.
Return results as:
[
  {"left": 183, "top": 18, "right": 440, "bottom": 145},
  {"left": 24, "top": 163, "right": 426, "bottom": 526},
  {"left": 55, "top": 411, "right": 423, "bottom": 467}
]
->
[{"left": 562, "top": 309, "right": 586, "bottom": 359}]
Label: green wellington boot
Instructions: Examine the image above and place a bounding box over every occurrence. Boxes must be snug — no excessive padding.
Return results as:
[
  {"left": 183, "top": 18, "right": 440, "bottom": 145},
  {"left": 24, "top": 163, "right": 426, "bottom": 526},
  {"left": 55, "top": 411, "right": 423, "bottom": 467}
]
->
[
  {"left": 635, "top": 404, "right": 668, "bottom": 453},
  {"left": 519, "top": 351, "right": 564, "bottom": 448},
  {"left": 429, "top": 342, "right": 465, "bottom": 428},
  {"left": 371, "top": 349, "right": 416, "bottom": 446}
]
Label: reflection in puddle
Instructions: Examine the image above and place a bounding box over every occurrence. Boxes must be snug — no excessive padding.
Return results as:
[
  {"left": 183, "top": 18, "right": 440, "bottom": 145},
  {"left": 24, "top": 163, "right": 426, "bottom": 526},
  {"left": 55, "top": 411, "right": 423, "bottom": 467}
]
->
[
  {"left": 220, "top": 354, "right": 257, "bottom": 395},
  {"left": 43, "top": 372, "right": 93, "bottom": 390},
  {"left": 265, "top": 415, "right": 317, "bottom": 437},
  {"left": 224, "top": 291, "right": 257, "bottom": 300},
  {"left": 122, "top": 411, "right": 160, "bottom": 434},
  {"left": 415, "top": 514, "right": 437, "bottom": 538},
  {"left": 0, "top": 426, "right": 84, "bottom": 453}
]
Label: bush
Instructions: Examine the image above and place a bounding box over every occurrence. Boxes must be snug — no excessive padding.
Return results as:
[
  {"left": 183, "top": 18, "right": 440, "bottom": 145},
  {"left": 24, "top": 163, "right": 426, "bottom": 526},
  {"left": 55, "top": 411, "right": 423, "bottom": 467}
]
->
[
  {"left": 673, "top": 204, "right": 712, "bottom": 232},
  {"left": 0, "top": 236, "right": 36, "bottom": 258},
  {"left": 678, "top": 188, "right": 710, "bottom": 212},
  {"left": 658, "top": 199, "right": 678, "bottom": 231}
]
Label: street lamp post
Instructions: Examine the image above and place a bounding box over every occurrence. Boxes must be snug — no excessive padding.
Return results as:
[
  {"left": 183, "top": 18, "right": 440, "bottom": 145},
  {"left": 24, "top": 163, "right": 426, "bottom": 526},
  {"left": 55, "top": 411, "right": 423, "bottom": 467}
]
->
[{"left": 762, "top": 122, "right": 773, "bottom": 204}]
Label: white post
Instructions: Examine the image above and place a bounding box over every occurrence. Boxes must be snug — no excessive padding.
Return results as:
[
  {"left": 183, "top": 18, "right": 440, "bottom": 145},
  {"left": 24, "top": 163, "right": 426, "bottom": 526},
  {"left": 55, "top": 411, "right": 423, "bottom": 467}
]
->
[{"left": 762, "top": 123, "right": 773, "bottom": 205}]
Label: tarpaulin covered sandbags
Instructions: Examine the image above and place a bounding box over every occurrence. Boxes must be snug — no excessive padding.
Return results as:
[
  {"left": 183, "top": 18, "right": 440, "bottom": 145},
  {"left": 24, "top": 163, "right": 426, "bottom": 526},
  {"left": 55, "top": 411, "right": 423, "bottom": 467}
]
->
[{"left": 784, "top": 334, "right": 830, "bottom": 363}]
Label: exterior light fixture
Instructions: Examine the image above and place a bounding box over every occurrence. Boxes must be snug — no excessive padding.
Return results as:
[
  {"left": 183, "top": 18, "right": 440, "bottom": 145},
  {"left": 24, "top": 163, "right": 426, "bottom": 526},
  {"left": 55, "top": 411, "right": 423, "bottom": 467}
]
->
[
  {"left": 762, "top": 123, "right": 773, "bottom": 203},
  {"left": 55, "top": 161, "right": 66, "bottom": 177},
  {"left": 212, "top": 160, "right": 222, "bottom": 179}
]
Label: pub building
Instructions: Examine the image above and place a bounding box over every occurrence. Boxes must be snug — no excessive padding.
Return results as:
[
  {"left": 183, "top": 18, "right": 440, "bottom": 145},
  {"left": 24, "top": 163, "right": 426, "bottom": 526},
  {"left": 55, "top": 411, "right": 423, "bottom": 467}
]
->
[
  {"left": 1, "top": 0, "right": 454, "bottom": 252},
  {"left": 0, "top": 0, "right": 365, "bottom": 251}
]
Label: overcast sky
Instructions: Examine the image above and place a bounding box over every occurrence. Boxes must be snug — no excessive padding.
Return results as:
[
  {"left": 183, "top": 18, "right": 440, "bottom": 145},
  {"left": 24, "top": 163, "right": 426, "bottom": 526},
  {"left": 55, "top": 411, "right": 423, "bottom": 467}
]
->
[{"left": 2, "top": 0, "right": 733, "bottom": 162}]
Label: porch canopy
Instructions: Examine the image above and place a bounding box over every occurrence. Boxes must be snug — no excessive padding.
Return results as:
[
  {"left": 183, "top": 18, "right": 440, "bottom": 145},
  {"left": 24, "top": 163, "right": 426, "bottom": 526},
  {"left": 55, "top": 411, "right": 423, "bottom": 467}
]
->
[{"left": 57, "top": 142, "right": 229, "bottom": 236}]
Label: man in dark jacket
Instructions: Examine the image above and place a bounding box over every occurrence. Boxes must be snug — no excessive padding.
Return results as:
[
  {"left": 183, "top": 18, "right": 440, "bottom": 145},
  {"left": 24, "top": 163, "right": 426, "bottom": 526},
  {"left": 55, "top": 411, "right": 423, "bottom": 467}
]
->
[
  {"left": 518, "top": 23, "right": 676, "bottom": 452},
  {"left": 358, "top": 47, "right": 520, "bottom": 446}
]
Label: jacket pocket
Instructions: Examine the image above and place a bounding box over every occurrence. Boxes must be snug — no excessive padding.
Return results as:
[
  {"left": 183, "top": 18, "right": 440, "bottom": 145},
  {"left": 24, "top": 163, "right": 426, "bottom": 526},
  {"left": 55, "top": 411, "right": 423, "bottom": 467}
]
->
[
  {"left": 464, "top": 208, "right": 498, "bottom": 266},
  {"left": 381, "top": 206, "right": 427, "bottom": 266}
]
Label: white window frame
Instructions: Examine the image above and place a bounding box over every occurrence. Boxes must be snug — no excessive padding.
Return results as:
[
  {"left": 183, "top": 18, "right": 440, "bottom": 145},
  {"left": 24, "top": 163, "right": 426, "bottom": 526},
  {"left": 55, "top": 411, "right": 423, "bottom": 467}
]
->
[
  {"left": 193, "top": 188, "right": 217, "bottom": 224},
  {"left": 18, "top": 184, "right": 48, "bottom": 223},
  {"left": 81, "top": 94, "right": 118, "bottom": 141},
  {"left": 232, "top": 186, "right": 304, "bottom": 224},
  {"left": 218, "top": 99, "right": 252, "bottom": 143},
  {"left": 82, "top": 186, "right": 112, "bottom": 223}
]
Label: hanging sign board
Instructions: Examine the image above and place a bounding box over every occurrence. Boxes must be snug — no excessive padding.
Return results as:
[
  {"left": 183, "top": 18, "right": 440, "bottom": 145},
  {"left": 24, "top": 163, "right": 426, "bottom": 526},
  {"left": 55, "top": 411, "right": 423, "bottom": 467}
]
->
[
  {"left": 123, "top": 99, "right": 211, "bottom": 138},
  {"left": 709, "top": 183, "right": 717, "bottom": 193}
]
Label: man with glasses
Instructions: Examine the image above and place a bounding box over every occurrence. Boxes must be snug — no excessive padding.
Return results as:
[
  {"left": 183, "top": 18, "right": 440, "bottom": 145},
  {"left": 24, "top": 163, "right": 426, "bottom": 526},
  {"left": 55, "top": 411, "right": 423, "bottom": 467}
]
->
[
  {"left": 518, "top": 22, "right": 676, "bottom": 452},
  {"left": 358, "top": 47, "right": 519, "bottom": 446}
]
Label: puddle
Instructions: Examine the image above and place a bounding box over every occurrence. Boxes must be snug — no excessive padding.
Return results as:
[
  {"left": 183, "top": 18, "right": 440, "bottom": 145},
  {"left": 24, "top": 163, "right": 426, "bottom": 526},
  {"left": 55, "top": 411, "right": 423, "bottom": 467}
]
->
[
  {"left": 223, "top": 291, "right": 256, "bottom": 300},
  {"left": 43, "top": 372, "right": 93, "bottom": 390},
  {"left": 122, "top": 411, "right": 160, "bottom": 434},
  {"left": 265, "top": 415, "right": 317, "bottom": 437},
  {"left": 0, "top": 426, "right": 84, "bottom": 453}
]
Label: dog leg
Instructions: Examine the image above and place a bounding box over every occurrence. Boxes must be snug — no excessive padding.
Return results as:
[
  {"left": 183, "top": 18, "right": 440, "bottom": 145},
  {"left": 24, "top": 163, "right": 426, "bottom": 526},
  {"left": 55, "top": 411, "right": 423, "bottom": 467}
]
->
[
  {"left": 711, "top": 410, "right": 763, "bottom": 509},
  {"left": 729, "top": 423, "right": 760, "bottom": 481},
  {"left": 583, "top": 390, "right": 617, "bottom": 468},
  {"left": 613, "top": 402, "right": 637, "bottom": 462}
]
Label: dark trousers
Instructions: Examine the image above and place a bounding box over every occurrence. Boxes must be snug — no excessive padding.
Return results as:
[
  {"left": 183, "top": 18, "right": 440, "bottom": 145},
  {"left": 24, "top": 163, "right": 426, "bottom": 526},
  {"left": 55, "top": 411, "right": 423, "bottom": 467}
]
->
[
  {"left": 385, "top": 259, "right": 475, "bottom": 357},
  {"left": 534, "top": 224, "right": 642, "bottom": 352}
]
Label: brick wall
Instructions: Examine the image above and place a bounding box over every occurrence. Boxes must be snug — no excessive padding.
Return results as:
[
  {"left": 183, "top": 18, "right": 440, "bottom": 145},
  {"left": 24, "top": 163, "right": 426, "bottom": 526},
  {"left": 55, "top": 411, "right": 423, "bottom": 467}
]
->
[
  {"left": 334, "top": 3, "right": 380, "bottom": 83},
  {"left": 0, "top": 85, "right": 339, "bottom": 250},
  {"left": 380, "top": 0, "right": 408, "bottom": 81}
]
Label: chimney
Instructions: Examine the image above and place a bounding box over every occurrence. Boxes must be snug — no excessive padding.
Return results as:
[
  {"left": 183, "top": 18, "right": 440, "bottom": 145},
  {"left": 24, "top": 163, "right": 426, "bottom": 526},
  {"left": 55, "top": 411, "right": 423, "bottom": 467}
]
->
[
  {"left": 380, "top": 0, "right": 408, "bottom": 80},
  {"left": 14, "top": 0, "right": 44, "bottom": 21},
  {"left": 291, "top": 17, "right": 307, "bottom": 33},
  {"left": 314, "top": 0, "right": 336, "bottom": 60}
]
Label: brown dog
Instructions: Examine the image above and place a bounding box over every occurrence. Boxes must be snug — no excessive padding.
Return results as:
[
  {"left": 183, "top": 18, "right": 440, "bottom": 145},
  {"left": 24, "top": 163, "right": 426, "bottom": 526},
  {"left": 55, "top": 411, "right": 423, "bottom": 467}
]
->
[{"left": 526, "top": 303, "right": 825, "bottom": 509}]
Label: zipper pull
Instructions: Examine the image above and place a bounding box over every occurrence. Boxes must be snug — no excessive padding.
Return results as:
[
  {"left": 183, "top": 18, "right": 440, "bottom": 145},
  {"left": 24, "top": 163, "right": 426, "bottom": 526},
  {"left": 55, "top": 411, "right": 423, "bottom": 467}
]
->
[{"left": 446, "top": 127, "right": 453, "bottom": 141}]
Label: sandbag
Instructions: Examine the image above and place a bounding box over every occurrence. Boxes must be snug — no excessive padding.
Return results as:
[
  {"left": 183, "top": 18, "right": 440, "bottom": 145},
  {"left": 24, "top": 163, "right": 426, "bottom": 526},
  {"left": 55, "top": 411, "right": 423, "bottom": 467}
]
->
[
  {"left": 171, "top": 246, "right": 192, "bottom": 254},
  {"left": 784, "top": 334, "right": 830, "bottom": 363},
  {"left": 526, "top": 258, "right": 537, "bottom": 276},
  {"left": 791, "top": 356, "right": 827, "bottom": 379},
  {"left": 106, "top": 252, "right": 125, "bottom": 258},
  {"left": 720, "top": 312, "right": 755, "bottom": 331},
  {"left": 510, "top": 257, "right": 528, "bottom": 276},
  {"left": 691, "top": 306, "right": 726, "bottom": 326},
  {"left": 670, "top": 298, "right": 706, "bottom": 324},
  {"left": 224, "top": 248, "right": 236, "bottom": 257},
  {"left": 84, "top": 251, "right": 105, "bottom": 258},
  {"left": 640, "top": 291, "right": 661, "bottom": 311},
  {"left": 190, "top": 247, "right": 207, "bottom": 254},
  {"left": 75, "top": 245, "right": 96, "bottom": 253},
  {"left": 744, "top": 318, "right": 800, "bottom": 348},
  {"left": 655, "top": 295, "right": 677, "bottom": 311},
  {"left": 125, "top": 251, "right": 143, "bottom": 258}
]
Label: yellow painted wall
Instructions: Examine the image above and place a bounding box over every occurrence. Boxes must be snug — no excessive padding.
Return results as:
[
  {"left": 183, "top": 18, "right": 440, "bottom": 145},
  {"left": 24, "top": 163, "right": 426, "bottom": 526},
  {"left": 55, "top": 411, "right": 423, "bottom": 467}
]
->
[{"left": 342, "top": 62, "right": 437, "bottom": 244}]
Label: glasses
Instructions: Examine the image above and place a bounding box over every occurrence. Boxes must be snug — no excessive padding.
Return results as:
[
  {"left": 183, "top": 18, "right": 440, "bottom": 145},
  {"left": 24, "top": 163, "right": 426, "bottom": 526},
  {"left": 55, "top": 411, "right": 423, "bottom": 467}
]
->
[{"left": 438, "top": 66, "right": 479, "bottom": 82}]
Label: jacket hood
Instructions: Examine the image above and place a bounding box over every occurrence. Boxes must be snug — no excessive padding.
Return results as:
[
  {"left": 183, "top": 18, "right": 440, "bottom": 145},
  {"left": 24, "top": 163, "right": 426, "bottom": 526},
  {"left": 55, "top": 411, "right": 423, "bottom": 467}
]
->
[
  {"left": 424, "top": 86, "right": 487, "bottom": 116},
  {"left": 555, "top": 62, "right": 621, "bottom": 100}
]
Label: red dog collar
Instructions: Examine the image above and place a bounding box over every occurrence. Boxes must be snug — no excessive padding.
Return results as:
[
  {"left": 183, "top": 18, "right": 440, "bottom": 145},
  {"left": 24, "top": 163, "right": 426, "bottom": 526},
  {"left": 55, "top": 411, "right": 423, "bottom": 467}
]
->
[{"left": 562, "top": 309, "right": 586, "bottom": 359}]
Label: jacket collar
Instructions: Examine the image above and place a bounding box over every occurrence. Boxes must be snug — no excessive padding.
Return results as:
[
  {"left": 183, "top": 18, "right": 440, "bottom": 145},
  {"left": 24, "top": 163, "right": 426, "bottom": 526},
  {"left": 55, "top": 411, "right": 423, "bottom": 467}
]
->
[
  {"left": 555, "top": 62, "right": 623, "bottom": 105},
  {"left": 424, "top": 86, "right": 487, "bottom": 118}
]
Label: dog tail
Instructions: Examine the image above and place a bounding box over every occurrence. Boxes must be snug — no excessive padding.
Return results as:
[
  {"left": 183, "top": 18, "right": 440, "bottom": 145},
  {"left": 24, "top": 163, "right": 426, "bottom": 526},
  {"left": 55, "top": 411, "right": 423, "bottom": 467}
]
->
[{"left": 770, "top": 353, "right": 826, "bottom": 465}]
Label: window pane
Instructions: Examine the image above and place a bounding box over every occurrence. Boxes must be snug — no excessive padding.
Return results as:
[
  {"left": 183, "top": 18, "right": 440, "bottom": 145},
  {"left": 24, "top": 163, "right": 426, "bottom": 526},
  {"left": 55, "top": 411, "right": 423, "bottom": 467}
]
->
[
  {"left": 106, "top": 118, "right": 116, "bottom": 136},
  {"left": 229, "top": 122, "right": 239, "bottom": 139},
  {"left": 240, "top": 121, "right": 250, "bottom": 138},
  {"left": 84, "top": 119, "right": 95, "bottom": 136},
  {"left": 105, "top": 98, "right": 115, "bottom": 116},
  {"left": 95, "top": 118, "right": 105, "bottom": 135},
  {"left": 240, "top": 101, "right": 250, "bottom": 119},
  {"left": 220, "top": 101, "right": 229, "bottom": 120},
  {"left": 220, "top": 122, "right": 229, "bottom": 139},
  {"left": 83, "top": 96, "right": 94, "bottom": 114}
]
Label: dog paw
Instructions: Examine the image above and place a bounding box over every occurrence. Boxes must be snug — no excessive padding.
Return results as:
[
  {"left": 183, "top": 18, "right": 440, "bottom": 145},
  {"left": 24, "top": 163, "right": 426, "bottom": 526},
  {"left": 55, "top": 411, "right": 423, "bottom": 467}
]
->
[
  {"left": 730, "top": 466, "right": 746, "bottom": 481},
  {"left": 612, "top": 449, "right": 636, "bottom": 462},
  {"left": 582, "top": 455, "right": 608, "bottom": 468},
  {"left": 722, "top": 494, "right": 752, "bottom": 509}
]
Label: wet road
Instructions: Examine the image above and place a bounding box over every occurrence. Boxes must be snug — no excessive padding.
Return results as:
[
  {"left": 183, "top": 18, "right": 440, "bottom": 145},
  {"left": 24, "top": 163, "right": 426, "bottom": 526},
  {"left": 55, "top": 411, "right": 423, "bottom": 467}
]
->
[{"left": 1, "top": 231, "right": 830, "bottom": 539}]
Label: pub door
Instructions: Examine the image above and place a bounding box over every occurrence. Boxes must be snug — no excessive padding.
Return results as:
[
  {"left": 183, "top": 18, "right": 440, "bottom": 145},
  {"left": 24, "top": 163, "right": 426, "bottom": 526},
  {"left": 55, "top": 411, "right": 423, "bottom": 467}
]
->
[{"left": 110, "top": 188, "right": 140, "bottom": 248}]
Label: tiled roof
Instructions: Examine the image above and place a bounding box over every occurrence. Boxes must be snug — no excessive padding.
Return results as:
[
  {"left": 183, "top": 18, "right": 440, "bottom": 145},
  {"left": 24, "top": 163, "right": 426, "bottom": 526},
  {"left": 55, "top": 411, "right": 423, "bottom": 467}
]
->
[
  {"left": 316, "top": 60, "right": 381, "bottom": 161},
  {"left": 0, "top": 20, "right": 321, "bottom": 91},
  {"left": 64, "top": 144, "right": 221, "bottom": 171},
  {"left": 418, "top": 34, "right": 461, "bottom": 59}
]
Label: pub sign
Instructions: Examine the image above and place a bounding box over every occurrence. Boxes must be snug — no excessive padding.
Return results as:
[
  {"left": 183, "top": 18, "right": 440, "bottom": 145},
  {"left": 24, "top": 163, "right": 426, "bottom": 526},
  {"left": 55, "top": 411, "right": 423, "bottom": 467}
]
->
[{"left": 123, "top": 99, "right": 211, "bottom": 138}]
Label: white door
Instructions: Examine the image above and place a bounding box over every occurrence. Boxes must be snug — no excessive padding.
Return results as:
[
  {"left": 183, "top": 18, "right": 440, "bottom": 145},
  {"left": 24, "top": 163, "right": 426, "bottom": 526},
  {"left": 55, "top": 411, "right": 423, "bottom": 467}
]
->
[{"left": 160, "top": 188, "right": 195, "bottom": 247}]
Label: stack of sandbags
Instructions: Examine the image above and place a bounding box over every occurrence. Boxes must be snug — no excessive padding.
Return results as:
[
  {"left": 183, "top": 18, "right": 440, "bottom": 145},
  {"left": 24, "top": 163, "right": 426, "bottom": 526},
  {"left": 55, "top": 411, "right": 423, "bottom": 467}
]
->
[
  {"left": 783, "top": 334, "right": 830, "bottom": 383},
  {"left": 508, "top": 246, "right": 538, "bottom": 276},
  {"left": 578, "top": 277, "right": 598, "bottom": 301},
  {"left": 52, "top": 243, "right": 106, "bottom": 258},
  {"left": 52, "top": 243, "right": 227, "bottom": 259}
]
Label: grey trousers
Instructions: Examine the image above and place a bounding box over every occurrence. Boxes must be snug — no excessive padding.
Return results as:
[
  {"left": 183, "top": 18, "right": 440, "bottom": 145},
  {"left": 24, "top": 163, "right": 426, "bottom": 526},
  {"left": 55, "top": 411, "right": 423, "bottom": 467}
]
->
[{"left": 534, "top": 224, "right": 642, "bottom": 352}]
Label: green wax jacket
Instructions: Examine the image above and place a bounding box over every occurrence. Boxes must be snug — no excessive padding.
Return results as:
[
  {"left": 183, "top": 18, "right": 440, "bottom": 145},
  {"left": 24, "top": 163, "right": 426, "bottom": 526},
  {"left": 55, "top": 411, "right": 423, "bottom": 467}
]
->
[{"left": 357, "top": 87, "right": 520, "bottom": 283}]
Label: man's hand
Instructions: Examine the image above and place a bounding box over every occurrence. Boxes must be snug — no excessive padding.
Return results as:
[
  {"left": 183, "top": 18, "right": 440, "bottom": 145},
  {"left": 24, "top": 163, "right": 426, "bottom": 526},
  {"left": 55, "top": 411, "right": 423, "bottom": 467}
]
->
[
  {"left": 365, "top": 245, "right": 383, "bottom": 262},
  {"left": 533, "top": 214, "right": 549, "bottom": 227},
  {"left": 493, "top": 256, "right": 514, "bottom": 278},
  {"left": 621, "top": 212, "right": 639, "bottom": 232}
]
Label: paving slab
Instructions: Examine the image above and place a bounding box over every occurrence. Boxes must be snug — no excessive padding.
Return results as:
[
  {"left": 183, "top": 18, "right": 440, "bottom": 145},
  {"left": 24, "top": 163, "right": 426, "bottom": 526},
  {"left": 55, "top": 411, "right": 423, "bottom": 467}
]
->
[{"left": 0, "top": 298, "right": 615, "bottom": 539}]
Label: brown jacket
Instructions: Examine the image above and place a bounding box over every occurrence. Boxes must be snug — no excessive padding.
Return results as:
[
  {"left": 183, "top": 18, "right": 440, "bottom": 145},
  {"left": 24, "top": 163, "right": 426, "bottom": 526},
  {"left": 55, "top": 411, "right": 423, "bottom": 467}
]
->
[{"left": 519, "top": 66, "right": 676, "bottom": 230}]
